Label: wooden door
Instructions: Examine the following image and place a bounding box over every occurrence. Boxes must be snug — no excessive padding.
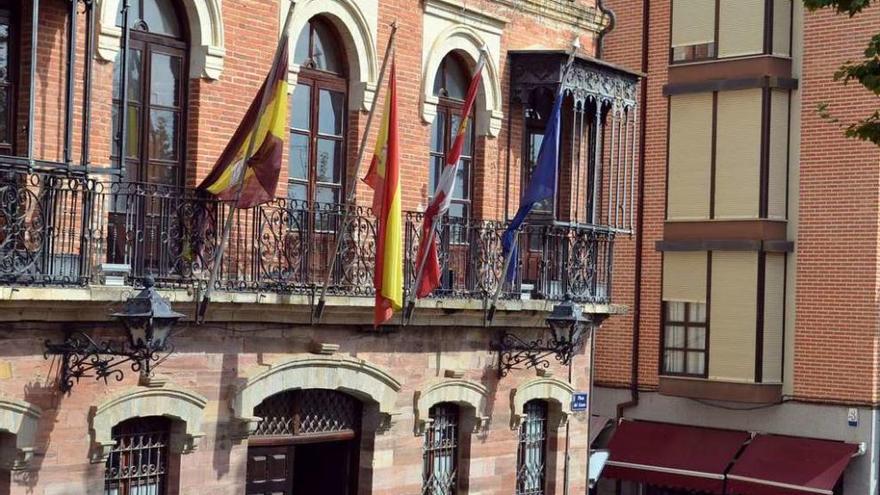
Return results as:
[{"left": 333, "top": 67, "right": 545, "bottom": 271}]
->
[{"left": 246, "top": 445, "right": 294, "bottom": 495}]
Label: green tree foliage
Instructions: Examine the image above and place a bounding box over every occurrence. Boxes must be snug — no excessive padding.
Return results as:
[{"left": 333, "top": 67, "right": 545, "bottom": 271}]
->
[{"left": 804, "top": 0, "right": 880, "bottom": 146}]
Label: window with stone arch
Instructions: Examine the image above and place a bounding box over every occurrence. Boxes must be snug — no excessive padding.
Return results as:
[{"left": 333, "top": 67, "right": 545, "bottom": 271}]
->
[
  {"left": 422, "top": 402, "right": 462, "bottom": 495},
  {"left": 516, "top": 399, "right": 549, "bottom": 495},
  {"left": 111, "top": 0, "right": 188, "bottom": 187},
  {"left": 104, "top": 416, "right": 177, "bottom": 495},
  {"left": 289, "top": 17, "right": 347, "bottom": 212},
  {"left": 429, "top": 52, "right": 475, "bottom": 228}
]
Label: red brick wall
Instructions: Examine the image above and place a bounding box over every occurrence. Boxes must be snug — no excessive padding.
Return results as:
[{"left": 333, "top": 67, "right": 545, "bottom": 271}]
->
[
  {"left": 594, "top": 0, "right": 665, "bottom": 391},
  {"left": 794, "top": 6, "right": 880, "bottom": 405}
]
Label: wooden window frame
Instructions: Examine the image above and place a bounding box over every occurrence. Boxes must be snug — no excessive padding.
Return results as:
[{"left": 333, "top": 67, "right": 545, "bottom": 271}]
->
[
  {"left": 289, "top": 18, "right": 348, "bottom": 209},
  {"left": 661, "top": 301, "right": 709, "bottom": 378},
  {"left": 0, "top": 5, "right": 17, "bottom": 156},
  {"left": 111, "top": 11, "right": 188, "bottom": 187},
  {"left": 429, "top": 55, "right": 476, "bottom": 227}
]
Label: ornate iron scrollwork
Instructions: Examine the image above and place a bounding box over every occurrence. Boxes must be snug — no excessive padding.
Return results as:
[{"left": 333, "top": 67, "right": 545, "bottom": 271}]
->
[
  {"left": 494, "top": 332, "right": 584, "bottom": 377},
  {"left": 44, "top": 331, "right": 173, "bottom": 393}
]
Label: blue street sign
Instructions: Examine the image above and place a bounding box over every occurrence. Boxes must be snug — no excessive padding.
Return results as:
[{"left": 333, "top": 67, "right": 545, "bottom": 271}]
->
[{"left": 572, "top": 393, "right": 589, "bottom": 411}]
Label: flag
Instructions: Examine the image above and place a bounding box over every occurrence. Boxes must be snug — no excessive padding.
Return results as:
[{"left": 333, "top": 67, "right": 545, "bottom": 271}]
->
[
  {"left": 501, "top": 83, "right": 565, "bottom": 282},
  {"left": 414, "top": 55, "right": 485, "bottom": 298},
  {"left": 197, "top": 38, "right": 289, "bottom": 208},
  {"left": 363, "top": 62, "right": 403, "bottom": 326}
]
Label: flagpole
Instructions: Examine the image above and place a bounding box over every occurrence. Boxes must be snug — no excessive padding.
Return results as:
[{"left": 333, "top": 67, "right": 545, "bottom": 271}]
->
[
  {"left": 406, "top": 48, "right": 488, "bottom": 325},
  {"left": 487, "top": 40, "right": 580, "bottom": 324},
  {"left": 198, "top": 1, "right": 297, "bottom": 323},
  {"left": 313, "top": 21, "right": 399, "bottom": 321}
]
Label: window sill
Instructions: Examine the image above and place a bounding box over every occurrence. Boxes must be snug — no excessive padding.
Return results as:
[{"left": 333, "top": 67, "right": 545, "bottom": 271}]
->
[{"left": 659, "top": 376, "right": 782, "bottom": 404}]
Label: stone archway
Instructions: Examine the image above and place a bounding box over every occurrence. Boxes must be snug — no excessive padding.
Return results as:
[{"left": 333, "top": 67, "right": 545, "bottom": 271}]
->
[
  {"left": 233, "top": 354, "right": 402, "bottom": 436},
  {"left": 509, "top": 376, "right": 574, "bottom": 429},
  {"left": 0, "top": 397, "right": 41, "bottom": 471},
  {"left": 91, "top": 383, "right": 207, "bottom": 463},
  {"left": 414, "top": 379, "right": 490, "bottom": 434}
]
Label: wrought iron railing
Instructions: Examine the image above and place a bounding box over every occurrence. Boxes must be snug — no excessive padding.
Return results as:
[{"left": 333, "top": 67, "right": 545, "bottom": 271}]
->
[{"left": 0, "top": 169, "right": 614, "bottom": 305}]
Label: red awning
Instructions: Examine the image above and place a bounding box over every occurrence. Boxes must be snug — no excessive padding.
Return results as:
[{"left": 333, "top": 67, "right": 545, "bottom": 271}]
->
[
  {"left": 602, "top": 420, "right": 749, "bottom": 494},
  {"left": 727, "top": 434, "right": 860, "bottom": 495}
]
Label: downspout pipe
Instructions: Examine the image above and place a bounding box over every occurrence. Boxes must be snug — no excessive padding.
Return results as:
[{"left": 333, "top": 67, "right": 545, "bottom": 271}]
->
[
  {"left": 595, "top": 0, "right": 615, "bottom": 59},
  {"left": 616, "top": 0, "right": 649, "bottom": 420}
]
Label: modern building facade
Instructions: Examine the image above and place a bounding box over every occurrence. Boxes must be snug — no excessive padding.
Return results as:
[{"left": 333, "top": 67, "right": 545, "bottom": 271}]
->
[
  {"left": 593, "top": 1, "right": 880, "bottom": 494},
  {"left": 0, "top": 0, "right": 640, "bottom": 494}
]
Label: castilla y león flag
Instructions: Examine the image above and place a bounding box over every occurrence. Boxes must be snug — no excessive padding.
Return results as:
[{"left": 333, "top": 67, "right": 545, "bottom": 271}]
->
[
  {"left": 414, "top": 54, "right": 485, "bottom": 298},
  {"left": 197, "top": 38, "right": 289, "bottom": 208},
  {"left": 363, "top": 62, "right": 403, "bottom": 327}
]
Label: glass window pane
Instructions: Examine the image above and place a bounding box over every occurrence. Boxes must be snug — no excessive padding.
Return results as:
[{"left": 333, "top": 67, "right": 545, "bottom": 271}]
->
[
  {"left": 689, "top": 302, "right": 707, "bottom": 323},
  {"left": 112, "top": 104, "right": 140, "bottom": 158},
  {"left": 666, "top": 301, "right": 686, "bottom": 322},
  {"left": 687, "top": 327, "right": 706, "bottom": 350},
  {"left": 146, "top": 164, "right": 177, "bottom": 185},
  {"left": 0, "top": 87, "right": 8, "bottom": 144},
  {"left": 289, "top": 133, "right": 309, "bottom": 180},
  {"left": 665, "top": 325, "right": 685, "bottom": 348},
  {"left": 142, "top": 0, "right": 181, "bottom": 37},
  {"left": 148, "top": 109, "right": 179, "bottom": 161},
  {"left": 0, "top": 20, "right": 9, "bottom": 83},
  {"left": 113, "top": 49, "right": 143, "bottom": 102},
  {"left": 291, "top": 84, "right": 311, "bottom": 131},
  {"left": 315, "top": 186, "right": 339, "bottom": 205},
  {"left": 453, "top": 159, "right": 469, "bottom": 200},
  {"left": 318, "top": 89, "right": 344, "bottom": 136},
  {"left": 287, "top": 182, "right": 307, "bottom": 202},
  {"left": 664, "top": 350, "right": 685, "bottom": 373},
  {"left": 686, "top": 352, "right": 705, "bottom": 375},
  {"left": 431, "top": 111, "right": 446, "bottom": 153},
  {"left": 115, "top": 1, "right": 141, "bottom": 29},
  {"left": 448, "top": 202, "right": 466, "bottom": 220},
  {"left": 436, "top": 55, "right": 469, "bottom": 100},
  {"left": 428, "top": 155, "right": 443, "bottom": 194},
  {"left": 293, "top": 24, "right": 310, "bottom": 65},
  {"left": 315, "top": 139, "right": 341, "bottom": 184},
  {"left": 150, "top": 53, "right": 182, "bottom": 107},
  {"left": 462, "top": 117, "right": 474, "bottom": 156},
  {"left": 312, "top": 21, "right": 343, "bottom": 74}
]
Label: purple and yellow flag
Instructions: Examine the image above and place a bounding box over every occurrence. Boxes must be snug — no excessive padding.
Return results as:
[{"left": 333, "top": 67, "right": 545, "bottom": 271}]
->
[{"left": 198, "top": 40, "right": 289, "bottom": 208}]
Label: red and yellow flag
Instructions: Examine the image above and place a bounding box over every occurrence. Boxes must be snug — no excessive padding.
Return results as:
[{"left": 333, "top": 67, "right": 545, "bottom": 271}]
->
[
  {"left": 198, "top": 39, "right": 289, "bottom": 208},
  {"left": 363, "top": 62, "right": 403, "bottom": 327}
]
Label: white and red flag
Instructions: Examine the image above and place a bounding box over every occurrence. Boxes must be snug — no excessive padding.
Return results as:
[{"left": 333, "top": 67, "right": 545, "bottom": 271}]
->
[{"left": 414, "top": 52, "right": 486, "bottom": 298}]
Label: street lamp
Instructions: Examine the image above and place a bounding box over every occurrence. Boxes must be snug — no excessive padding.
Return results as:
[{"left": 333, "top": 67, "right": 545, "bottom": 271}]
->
[
  {"left": 495, "top": 294, "right": 604, "bottom": 376},
  {"left": 44, "top": 277, "right": 183, "bottom": 392}
]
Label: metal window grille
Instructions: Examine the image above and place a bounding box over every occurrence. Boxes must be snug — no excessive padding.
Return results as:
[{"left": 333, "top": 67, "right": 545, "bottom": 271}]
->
[
  {"left": 104, "top": 417, "right": 170, "bottom": 495},
  {"left": 253, "top": 389, "right": 358, "bottom": 437},
  {"left": 516, "top": 400, "right": 548, "bottom": 495},
  {"left": 422, "top": 403, "right": 459, "bottom": 495}
]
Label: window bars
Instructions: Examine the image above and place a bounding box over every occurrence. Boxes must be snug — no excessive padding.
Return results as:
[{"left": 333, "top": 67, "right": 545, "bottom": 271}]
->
[
  {"left": 422, "top": 403, "right": 459, "bottom": 495},
  {"left": 516, "top": 400, "right": 548, "bottom": 495},
  {"left": 253, "top": 389, "right": 359, "bottom": 437},
  {"left": 104, "top": 417, "right": 170, "bottom": 495}
]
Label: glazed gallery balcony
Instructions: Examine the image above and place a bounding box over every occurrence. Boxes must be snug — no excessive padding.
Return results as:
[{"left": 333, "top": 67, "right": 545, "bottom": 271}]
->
[{"left": 0, "top": 169, "right": 614, "bottom": 307}]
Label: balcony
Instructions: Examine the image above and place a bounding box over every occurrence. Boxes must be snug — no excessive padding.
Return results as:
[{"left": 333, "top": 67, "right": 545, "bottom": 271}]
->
[{"left": 0, "top": 168, "right": 614, "bottom": 312}]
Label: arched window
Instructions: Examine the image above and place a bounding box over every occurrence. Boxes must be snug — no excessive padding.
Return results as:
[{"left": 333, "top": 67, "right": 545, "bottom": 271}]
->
[
  {"left": 289, "top": 18, "right": 346, "bottom": 208},
  {"left": 112, "top": 0, "right": 187, "bottom": 186},
  {"left": 423, "top": 402, "right": 460, "bottom": 495},
  {"left": 516, "top": 400, "right": 548, "bottom": 495},
  {"left": 429, "top": 53, "right": 474, "bottom": 223},
  {"left": 104, "top": 416, "right": 174, "bottom": 495}
]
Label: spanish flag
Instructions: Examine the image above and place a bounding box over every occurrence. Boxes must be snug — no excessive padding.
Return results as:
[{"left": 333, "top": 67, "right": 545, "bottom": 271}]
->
[
  {"left": 363, "top": 62, "right": 403, "bottom": 327},
  {"left": 197, "top": 34, "right": 289, "bottom": 208}
]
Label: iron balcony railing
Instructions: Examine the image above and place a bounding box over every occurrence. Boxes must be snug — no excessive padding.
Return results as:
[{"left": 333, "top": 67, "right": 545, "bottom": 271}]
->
[{"left": 0, "top": 169, "right": 614, "bottom": 305}]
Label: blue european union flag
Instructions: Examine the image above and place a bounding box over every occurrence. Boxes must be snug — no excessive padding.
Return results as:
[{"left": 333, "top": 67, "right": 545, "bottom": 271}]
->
[{"left": 501, "top": 86, "right": 564, "bottom": 282}]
